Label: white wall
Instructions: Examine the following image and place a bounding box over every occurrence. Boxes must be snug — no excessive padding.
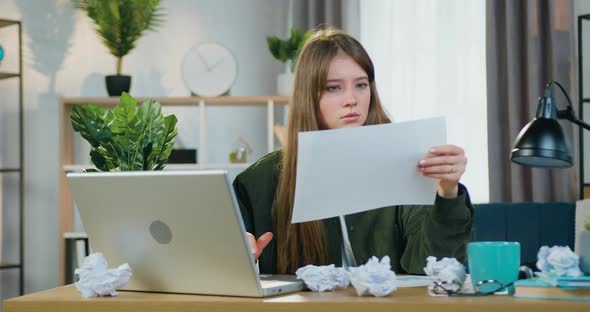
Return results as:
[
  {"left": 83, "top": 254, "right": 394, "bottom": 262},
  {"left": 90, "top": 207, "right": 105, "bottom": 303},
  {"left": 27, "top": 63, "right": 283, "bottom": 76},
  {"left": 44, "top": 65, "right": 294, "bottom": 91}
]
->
[
  {"left": 360, "top": 0, "right": 489, "bottom": 203},
  {"left": 0, "top": 0, "right": 289, "bottom": 297}
]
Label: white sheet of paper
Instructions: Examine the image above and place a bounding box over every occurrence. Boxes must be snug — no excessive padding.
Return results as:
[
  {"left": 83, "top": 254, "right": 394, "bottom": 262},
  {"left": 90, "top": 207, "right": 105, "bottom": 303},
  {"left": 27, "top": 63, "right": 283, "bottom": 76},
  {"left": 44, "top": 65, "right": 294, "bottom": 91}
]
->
[{"left": 292, "top": 117, "right": 446, "bottom": 223}]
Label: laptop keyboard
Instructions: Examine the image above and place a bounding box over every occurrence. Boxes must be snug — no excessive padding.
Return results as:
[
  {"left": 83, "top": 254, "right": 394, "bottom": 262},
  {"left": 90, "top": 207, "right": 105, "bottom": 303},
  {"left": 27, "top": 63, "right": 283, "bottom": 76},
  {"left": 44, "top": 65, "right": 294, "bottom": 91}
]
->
[{"left": 260, "top": 280, "right": 298, "bottom": 288}]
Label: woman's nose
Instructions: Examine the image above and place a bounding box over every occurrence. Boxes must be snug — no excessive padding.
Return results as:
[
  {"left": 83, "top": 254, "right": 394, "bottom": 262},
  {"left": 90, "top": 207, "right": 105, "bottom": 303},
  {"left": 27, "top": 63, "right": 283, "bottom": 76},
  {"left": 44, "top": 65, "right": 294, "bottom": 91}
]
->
[{"left": 344, "top": 90, "right": 357, "bottom": 106}]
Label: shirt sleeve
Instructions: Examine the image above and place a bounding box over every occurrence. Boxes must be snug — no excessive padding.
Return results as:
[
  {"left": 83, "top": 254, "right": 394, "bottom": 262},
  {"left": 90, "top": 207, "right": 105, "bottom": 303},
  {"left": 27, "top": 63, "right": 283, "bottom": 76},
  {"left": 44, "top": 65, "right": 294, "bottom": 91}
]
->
[
  {"left": 399, "top": 183, "right": 474, "bottom": 274},
  {"left": 232, "top": 174, "right": 254, "bottom": 234}
]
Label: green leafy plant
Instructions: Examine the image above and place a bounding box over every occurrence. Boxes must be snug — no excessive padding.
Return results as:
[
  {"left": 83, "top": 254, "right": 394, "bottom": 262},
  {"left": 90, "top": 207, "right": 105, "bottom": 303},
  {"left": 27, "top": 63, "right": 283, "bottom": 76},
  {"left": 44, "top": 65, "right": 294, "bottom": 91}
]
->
[
  {"left": 266, "top": 28, "right": 311, "bottom": 72},
  {"left": 586, "top": 215, "right": 590, "bottom": 232},
  {"left": 70, "top": 92, "right": 178, "bottom": 171},
  {"left": 73, "top": 0, "right": 165, "bottom": 75}
]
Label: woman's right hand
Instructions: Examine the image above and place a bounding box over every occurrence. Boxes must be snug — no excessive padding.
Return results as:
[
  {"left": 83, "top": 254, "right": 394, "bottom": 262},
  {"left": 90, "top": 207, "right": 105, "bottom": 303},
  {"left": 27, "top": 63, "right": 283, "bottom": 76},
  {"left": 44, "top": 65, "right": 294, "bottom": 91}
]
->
[{"left": 246, "top": 232, "right": 273, "bottom": 260}]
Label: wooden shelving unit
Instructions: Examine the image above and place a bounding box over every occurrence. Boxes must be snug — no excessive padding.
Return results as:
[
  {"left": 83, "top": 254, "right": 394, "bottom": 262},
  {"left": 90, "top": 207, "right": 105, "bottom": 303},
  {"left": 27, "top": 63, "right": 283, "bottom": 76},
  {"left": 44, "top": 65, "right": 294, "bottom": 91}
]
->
[
  {"left": 0, "top": 18, "right": 24, "bottom": 296},
  {"left": 580, "top": 15, "right": 590, "bottom": 199},
  {"left": 58, "top": 95, "right": 289, "bottom": 284}
]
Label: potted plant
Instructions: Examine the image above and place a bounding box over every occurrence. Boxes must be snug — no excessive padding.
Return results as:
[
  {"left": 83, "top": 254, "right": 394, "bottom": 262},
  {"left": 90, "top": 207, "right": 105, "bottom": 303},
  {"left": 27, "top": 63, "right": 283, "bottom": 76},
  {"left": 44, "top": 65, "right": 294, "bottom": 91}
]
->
[
  {"left": 580, "top": 216, "right": 590, "bottom": 274},
  {"left": 70, "top": 92, "right": 178, "bottom": 171},
  {"left": 266, "top": 28, "right": 310, "bottom": 96},
  {"left": 73, "top": 0, "right": 165, "bottom": 96}
]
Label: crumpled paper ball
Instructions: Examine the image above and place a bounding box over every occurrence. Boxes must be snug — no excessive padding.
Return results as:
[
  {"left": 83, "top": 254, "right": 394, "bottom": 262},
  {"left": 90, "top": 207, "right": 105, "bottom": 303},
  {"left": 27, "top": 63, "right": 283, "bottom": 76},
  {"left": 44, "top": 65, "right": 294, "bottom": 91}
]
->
[
  {"left": 349, "top": 256, "right": 397, "bottom": 297},
  {"left": 423, "top": 256, "right": 466, "bottom": 292},
  {"left": 536, "top": 245, "right": 583, "bottom": 277},
  {"left": 295, "top": 264, "right": 350, "bottom": 292},
  {"left": 74, "top": 253, "right": 133, "bottom": 298}
]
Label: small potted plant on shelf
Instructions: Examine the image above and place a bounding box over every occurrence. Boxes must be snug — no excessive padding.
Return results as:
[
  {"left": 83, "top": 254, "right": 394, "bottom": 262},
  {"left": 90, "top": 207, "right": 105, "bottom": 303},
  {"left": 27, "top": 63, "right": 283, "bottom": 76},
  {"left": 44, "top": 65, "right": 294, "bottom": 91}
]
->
[
  {"left": 228, "top": 137, "right": 253, "bottom": 164},
  {"left": 266, "top": 28, "right": 311, "bottom": 96},
  {"left": 73, "top": 0, "right": 165, "bottom": 96},
  {"left": 580, "top": 216, "right": 590, "bottom": 274},
  {"left": 70, "top": 92, "right": 178, "bottom": 171}
]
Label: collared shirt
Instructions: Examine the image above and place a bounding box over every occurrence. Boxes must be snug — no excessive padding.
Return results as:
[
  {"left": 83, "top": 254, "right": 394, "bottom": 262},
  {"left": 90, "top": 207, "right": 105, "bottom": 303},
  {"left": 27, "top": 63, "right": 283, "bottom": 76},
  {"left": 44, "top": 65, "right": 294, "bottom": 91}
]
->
[{"left": 339, "top": 215, "right": 357, "bottom": 268}]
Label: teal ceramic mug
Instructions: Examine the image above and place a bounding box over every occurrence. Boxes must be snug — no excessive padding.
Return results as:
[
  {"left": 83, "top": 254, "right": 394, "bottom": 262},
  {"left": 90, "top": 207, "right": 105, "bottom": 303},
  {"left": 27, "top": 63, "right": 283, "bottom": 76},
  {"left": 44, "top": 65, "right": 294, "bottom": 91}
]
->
[{"left": 468, "top": 241, "right": 520, "bottom": 294}]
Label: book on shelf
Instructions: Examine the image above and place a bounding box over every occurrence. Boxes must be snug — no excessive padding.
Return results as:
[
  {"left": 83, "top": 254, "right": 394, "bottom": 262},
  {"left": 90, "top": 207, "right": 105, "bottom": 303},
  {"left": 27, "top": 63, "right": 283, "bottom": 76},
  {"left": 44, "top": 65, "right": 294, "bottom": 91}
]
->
[
  {"left": 514, "top": 278, "right": 590, "bottom": 301},
  {"left": 535, "top": 272, "right": 590, "bottom": 288}
]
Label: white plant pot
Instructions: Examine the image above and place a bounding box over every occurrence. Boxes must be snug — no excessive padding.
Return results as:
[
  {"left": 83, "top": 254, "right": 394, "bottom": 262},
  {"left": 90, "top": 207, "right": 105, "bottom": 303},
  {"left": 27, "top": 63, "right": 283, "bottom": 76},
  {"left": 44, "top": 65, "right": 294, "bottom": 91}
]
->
[
  {"left": 580, "top": 231, "right": 590, "bottom": 274},
  {"left": 277, "top": 71, "right": 294, "bottom": 96}
]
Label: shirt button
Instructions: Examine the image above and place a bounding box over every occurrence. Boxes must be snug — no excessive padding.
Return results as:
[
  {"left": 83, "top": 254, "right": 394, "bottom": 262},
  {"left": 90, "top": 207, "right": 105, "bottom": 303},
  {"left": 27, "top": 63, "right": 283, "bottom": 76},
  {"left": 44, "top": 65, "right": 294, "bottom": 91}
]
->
[{"left": 349, "top": 226, "right": 355, "bottom": 231}]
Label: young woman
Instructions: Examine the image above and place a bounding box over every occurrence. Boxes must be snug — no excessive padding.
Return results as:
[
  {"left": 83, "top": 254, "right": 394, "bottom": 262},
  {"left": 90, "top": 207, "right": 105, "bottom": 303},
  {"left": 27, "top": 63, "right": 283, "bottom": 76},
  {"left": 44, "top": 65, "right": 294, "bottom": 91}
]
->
[{"left": 233, "top": 27, "right": 471, "bottom": 275}]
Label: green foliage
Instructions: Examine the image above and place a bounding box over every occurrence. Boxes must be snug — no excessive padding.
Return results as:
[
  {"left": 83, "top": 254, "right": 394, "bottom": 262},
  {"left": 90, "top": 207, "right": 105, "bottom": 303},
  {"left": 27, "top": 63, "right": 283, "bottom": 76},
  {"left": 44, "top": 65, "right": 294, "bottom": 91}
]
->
[
  {"left": 73, "top": 0, "right": 165, "bottom": 74},
  {"left": 70, "top": 92, "right": 178, "bottom": 171},
  {"left": 586, "top": 215, "right": 590, "bottom": 232},
  {"left": 266, "top": 28, "right": 311, "bottom": 72}
]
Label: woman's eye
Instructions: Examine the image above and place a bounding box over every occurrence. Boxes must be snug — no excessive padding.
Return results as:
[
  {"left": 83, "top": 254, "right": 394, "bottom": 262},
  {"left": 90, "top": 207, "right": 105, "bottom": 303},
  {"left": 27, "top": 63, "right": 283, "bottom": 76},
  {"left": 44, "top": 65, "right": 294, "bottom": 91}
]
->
[
  {"left": 356, "top": 83, "right": 368, "bottom": 89},
  {"left": 326, "top": 85, "right": 341, "bottom": 92}
]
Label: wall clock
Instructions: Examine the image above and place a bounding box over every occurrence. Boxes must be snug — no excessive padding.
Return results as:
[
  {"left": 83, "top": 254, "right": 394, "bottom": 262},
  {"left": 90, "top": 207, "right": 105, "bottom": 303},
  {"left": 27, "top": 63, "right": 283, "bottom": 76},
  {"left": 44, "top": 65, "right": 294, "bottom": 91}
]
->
[{"left": 182, "top": 42, "right": 238, "bottom": 97}]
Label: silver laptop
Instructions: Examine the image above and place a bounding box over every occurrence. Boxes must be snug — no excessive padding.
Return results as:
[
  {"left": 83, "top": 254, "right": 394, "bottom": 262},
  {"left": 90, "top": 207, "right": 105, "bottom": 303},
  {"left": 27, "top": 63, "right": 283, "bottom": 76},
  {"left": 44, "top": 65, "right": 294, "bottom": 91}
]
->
[{"left": 67, "top": 170, "right": 304, "bottom": 297}]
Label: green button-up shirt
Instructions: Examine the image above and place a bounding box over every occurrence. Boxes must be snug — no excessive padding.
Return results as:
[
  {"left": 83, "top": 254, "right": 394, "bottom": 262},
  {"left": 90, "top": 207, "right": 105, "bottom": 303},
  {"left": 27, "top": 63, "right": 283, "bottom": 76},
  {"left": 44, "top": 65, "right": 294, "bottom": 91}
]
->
[{"left": 232, "top": 150, "right": 473, "bottom": 274}]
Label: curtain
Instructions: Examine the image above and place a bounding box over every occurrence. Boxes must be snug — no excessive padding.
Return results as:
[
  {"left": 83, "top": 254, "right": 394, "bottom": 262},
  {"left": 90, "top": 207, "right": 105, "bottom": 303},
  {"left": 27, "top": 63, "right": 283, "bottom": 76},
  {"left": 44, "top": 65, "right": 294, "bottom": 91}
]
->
[
  {"left": 360, "top": 0, "right": 489, "bottom": 202},
  {"left": 293, "top": 0, "right": 343, "bottom": 30},
  {"left": 289, "top": 0, "right": 359, "bottom": 36},
  {"left": 487, "top": 0, "right": 578, "bottom": 202}
]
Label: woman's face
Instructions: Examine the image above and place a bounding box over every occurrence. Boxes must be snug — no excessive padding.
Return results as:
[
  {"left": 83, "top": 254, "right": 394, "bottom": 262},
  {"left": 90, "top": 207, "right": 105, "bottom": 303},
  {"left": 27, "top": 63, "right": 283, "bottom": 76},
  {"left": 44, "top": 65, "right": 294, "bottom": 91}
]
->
[{"left": 318, "top": 53, "right": 371, "bottom": 130}]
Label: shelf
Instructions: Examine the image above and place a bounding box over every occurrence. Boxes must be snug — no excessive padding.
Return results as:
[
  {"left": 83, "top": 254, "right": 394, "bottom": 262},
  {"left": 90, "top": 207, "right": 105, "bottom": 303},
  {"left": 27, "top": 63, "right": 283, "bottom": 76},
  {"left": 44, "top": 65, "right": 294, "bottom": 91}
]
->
[
  {"left": 0, "top": 18, "right": 23, "bottom": 295},
  {"left": 0, "top": 263, "right": 21, "bottom": 269},
  {"left": 168, "top": 163, "right": 252, "bottom": 170},
  {"left": 64, "top": 163, "right": 252, "bottom": 172},
  {"left": 0, "top": 168, "right": 21, "bottom": 173},
  {"left": 0, "top": 73, "right": 21, "bottom": 80},
  {"left": 0, "top": 19, "right": 18, "bottom": 28},
  {"left": 63, "top": 232, "right": 88, "bottom": 239},
  {"left": 61, "top": 96, "right": 289, "bottom": 107}
]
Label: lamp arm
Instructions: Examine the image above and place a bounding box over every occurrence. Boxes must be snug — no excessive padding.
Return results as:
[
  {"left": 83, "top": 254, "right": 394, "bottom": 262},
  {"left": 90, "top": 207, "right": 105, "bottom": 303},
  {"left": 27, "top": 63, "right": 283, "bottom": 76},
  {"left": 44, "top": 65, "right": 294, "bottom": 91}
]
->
[
  {"left": 558, "top": 107, "right": 590, "bottom": 131},
  {"left": 547, "top": 80, "right": 590, "bottom": 131}
]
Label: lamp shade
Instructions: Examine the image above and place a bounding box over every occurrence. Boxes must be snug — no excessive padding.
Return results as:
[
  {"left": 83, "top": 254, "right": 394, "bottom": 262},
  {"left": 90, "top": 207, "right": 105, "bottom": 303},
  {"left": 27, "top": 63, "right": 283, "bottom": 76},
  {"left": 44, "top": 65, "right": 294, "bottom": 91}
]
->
[{"left": 510, "top": 117, "right": 572, "bottom": 168}]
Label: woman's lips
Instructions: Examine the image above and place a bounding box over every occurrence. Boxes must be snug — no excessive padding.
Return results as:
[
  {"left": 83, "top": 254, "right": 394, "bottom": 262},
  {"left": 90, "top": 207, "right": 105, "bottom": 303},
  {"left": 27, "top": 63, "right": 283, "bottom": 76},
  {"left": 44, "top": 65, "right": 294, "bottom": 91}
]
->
[{"left": 341, "top": 113, "right": 360, "bottom": 121}]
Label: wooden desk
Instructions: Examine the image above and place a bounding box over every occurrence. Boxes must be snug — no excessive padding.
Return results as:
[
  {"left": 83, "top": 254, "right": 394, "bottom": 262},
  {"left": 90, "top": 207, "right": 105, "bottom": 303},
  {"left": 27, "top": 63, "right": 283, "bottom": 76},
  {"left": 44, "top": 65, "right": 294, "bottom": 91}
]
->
[{"left": 3, "top": 285, "right": 588, "bottom": 312}]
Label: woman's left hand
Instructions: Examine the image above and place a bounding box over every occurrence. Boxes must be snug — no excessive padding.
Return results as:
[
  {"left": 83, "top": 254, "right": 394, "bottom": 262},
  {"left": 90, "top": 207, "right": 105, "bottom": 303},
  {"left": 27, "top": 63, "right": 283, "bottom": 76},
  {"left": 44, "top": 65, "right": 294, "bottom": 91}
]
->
[{"left": 417, "top": 144, "right": 467, "bottom": 198}]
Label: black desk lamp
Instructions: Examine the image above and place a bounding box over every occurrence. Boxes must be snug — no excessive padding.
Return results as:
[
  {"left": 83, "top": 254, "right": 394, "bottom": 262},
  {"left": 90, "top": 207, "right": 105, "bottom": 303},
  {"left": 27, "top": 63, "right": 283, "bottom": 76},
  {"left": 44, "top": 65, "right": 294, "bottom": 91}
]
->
[{"left": 511, "top": 81, "right": 590, "bottom": 167}]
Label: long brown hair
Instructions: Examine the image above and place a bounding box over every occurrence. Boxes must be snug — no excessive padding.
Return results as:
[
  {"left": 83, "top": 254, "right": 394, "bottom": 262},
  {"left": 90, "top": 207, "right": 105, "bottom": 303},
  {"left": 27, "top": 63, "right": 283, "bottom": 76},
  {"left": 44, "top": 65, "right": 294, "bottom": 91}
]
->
[{"left": 273, "top": 27, "right": 391, "bottom": 274}]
